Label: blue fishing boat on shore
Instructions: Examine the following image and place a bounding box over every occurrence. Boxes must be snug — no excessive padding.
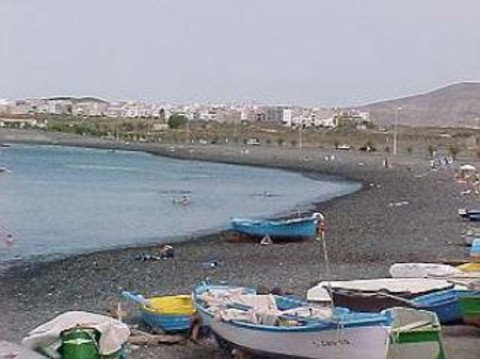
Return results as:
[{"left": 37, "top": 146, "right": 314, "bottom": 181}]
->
[
  {"left": 193, "top": 282, "right": 446, "bottom": 359},
  {"left": 230, "top": 212, "right": 323, "bottom": 239},
  {"left": 122, "top": 291, "right": 195, "bottom": 332},
  {"left": 458, "top": 209, "right": 480, "bottom": 221}
]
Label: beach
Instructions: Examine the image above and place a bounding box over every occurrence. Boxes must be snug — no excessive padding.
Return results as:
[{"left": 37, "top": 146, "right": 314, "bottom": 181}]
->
[{"left": 0, "top": 130, "right": 479, "bottom": 358}]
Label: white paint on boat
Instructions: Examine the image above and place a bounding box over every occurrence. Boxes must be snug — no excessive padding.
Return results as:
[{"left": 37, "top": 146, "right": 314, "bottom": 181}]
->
[{"left": 210, "top": 320, "right": 389, "bottom": 359}]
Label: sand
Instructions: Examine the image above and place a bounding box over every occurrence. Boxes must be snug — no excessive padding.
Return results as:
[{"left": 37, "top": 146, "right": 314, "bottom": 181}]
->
[{"left": 0, "top": 129, "right": 479, "bottom": 358}]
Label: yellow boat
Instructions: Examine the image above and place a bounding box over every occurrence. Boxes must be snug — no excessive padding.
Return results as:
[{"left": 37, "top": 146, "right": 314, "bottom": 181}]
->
[
  {"left": 123, "top": 292, "right": 195, "bottom": 332},
  {"left": 143, "top": 295, "right": 195, "bottom": 315},
  {"left": 457, "top": 263, "right": 480, "bottom": 272}
]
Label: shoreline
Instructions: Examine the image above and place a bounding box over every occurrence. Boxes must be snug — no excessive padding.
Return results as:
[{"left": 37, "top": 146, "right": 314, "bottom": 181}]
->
[
  {"left": 1, "top": 130, "right": 480, "bottom": 358},
  {"left": 0, "top": 136, "right": 361, "bottom": 269}
]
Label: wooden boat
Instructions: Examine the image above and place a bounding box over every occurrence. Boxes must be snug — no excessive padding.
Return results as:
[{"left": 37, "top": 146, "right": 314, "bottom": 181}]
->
[
  {"left": 470, "top": 238, "right": 480, "bottom": 258},
  {"left": 307, "top": 278, "right": 454, "bottom": 312},
  {"left": 458, "top": 292, "right": 480, "bottom": 327},
  {"left": 193, "top": 283, "right": 391, "bottom": 359},
  {"left": 123, "top": 291, "right": 195, "bottom": 332},
  {"left": 230, "top": 212, "right": 323, "bottom": 239},
  {"left": 389, "top": 263, "right": 463, "bottom": 278},
  {"left": 386, "top": 307, "right": 445, "bottom": 359},
  {"left": 458, "top": 208, "right": 480, "bottom": 219},
  {"left": 411, "top": 289, "right": 468, "bottom": 324},
  {"left": 194, "top": 283, "right": 447, "bottom": 358},
  {"left": 457, "top": 262, "right": 480, "bottom": 272}
]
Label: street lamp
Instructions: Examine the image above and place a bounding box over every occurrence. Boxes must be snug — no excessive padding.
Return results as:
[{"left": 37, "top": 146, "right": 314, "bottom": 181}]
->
[
  {"left": 394, "top": 107, "right": 401, "bottom": 156},
  {"left": 298, "top": 117, "right": 303, "bottom": 150},
  {"left": 185, "top": 116, "right": 190, "bottom": 145}
]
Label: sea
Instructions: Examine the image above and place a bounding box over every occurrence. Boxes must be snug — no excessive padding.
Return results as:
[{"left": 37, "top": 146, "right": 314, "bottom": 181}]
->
[{"left": 0, "top": 144, "right": 360, "bottom": 263}]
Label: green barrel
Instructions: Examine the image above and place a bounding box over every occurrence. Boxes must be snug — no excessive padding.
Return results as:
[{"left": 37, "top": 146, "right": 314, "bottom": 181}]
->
[{"left": 59, "top": 328, "right": 100, "bottom": 359}]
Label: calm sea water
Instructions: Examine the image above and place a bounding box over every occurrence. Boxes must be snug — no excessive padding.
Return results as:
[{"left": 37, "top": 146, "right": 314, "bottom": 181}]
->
[{"left": 0, "top": 145, "right": 360, "bottom": 262}]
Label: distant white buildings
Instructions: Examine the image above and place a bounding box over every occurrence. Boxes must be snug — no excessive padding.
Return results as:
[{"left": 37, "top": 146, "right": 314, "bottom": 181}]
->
[{"left": 0, "top": 97, "right": 371, "bottom": 130}]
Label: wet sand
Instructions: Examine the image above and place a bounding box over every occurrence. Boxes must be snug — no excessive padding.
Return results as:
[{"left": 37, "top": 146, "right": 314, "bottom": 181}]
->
[{"left": 0, "top": 130, "right": 479, "bottom": 358}]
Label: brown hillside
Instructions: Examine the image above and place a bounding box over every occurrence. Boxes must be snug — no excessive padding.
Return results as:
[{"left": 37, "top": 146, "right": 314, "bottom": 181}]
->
[{"left": 356, "top": 82, "right": 480, "bottom": 127}]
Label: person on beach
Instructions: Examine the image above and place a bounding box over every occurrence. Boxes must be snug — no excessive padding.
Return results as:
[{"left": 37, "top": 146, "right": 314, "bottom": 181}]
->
[{"left": 160, "top": 244, "right": 174, "bottom": 259}]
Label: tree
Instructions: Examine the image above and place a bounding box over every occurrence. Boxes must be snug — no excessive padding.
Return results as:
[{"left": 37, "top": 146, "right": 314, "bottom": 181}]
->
[
  {"left": 168, "top": 114, "right": 188, "bottom": 129},
  {"left": 447, "top": 143, "right": 461, "bottom": 160}
]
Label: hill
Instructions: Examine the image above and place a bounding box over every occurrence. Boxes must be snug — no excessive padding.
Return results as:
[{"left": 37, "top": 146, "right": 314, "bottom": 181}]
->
[
  {"left": 356, "top": 82, "right": 480, "bottom": 127},
  {"left": 45, "top": 96, "right": 108, "bottom": 104}
]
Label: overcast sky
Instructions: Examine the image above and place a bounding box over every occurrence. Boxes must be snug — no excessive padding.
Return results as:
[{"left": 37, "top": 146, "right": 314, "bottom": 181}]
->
[{"left": 1, "top": 0, "right": 480, "bottom": 106}]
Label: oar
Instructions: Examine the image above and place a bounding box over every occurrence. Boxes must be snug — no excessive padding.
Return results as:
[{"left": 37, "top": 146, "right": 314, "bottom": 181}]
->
[{"left": 122, "top": 291, "right": 149, "bottom": 307}]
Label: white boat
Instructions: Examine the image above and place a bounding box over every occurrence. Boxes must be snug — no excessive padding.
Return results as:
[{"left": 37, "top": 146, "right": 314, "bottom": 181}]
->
[
  {"left": 192, "top": 210, "right": 446, "bottom": 358},
  {"left": 193, "top": 283, "right": 391, "bottom": 359},
  {"left": 307, "top": 278, "right": 454, "bottom": 311},
  {"left": 389, "top": 263, "right": 463, "bottom": 278}
]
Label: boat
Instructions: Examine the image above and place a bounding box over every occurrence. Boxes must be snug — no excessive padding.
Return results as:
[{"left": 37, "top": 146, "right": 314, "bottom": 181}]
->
[
  {"left": 122, "top": 291, "right": 195, "bottom": 332},
  {"left": 193, "top": 282, "right": 446, "bottom": 358},
  {"left": 462, "top": 235, "right": 478, "bottom": 246},
  {"left": 411, "top": 289, "right": 467, "bottom": 324},
  {"left": 307, "top": 278, "right": 454, "bottom": 312},
  {"left": 389, "top": 263, "right": 463, "bottom": 278},
  {"left": 457, "top": 262, "right": 480, "bottom": 272},
  {"left": 458, "top": 208, "right": 480, "bottom": 219},
  {"left": 470, "top": 238, "right": 480, "bottom": 257},
  {"left": 230, "top": 212, "right": 323, "bottom": 239},
  {"left": 386, "top": 307, "right": 446, "bottom": 359},
  {"left": 193, "top": 282, "right": 392, "bottom": 359},
  {"left": 458, "top": 291, "right": 480, "bottom": 327}
]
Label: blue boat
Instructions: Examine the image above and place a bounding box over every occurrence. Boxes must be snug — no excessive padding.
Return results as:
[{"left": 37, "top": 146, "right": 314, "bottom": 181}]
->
[
  {"left": 122, "top": 291, "right": 195, "bottom": 332},
  {"left": 192, "top": 282, "right": 446, "bottom": 359},
  {"left": 459, "top": 209, "right": 480, "bottom": 221},
  {"left": 230, "top": 212, "right": 323, "bottom": 239},
  {"left": 458, "top": 208, "right": 480, "bottom": 220},
  {"left": 412, "top": 289, "right": 462, "bottom": 323}
]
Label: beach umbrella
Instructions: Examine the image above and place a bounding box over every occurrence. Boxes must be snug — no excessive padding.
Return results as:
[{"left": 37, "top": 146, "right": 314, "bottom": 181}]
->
[{"left": 460, "top": 164, "right": 477, "bottom": 171}]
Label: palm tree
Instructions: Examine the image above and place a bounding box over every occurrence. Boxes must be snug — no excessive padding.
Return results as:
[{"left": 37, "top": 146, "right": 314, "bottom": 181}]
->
[{"left": 447, "top": 143, "right": 460, "bottom": 160}]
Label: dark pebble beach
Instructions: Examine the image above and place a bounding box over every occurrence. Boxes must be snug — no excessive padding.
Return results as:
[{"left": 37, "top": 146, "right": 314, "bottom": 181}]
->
[{"left": 0, "top": 131, "right": 479, "bottom": 358}]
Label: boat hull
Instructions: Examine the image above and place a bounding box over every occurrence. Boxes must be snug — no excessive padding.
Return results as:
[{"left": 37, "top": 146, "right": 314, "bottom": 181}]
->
[
  {"left": 388, "top": 331, "right": 444, "bottom": 359},
  {"left": 458, "top": 294, "right": 480, "bottom": 327},
  {"left": 413, "top": 289, "right": 463, "bottom": 324},
  {"left": 210, "top": 320, "right": 389, "bottom": 359},
  {"left": 141, "top": 311, "right": 192, "bottom": 332},
  {"left": 386, "top": 308, "right": 445, "bottom": 359},
  {"left": 139, "top": 295, "right": 195, "bottom": 332},
  {"left": 230, "top": 214, "right": 320, "bottom": 238}
]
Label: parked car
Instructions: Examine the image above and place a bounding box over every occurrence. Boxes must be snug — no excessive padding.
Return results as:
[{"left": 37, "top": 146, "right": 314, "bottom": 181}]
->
[
  {"left": 359, "top": 144, "right": 376, "bottom": 152},
  {"left": 246, "top": 138, "right": 260, "bottom": 146},
  {"left": 336, "top": 144, "right": 351, "bottom": 150}
]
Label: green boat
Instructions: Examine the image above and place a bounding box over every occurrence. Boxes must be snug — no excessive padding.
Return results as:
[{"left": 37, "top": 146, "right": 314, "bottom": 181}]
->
[
  {"left": 386, "top": 307, "right": 445, "bottom": 359},
  {"left": 458, "top": 293, "right": 480, "bottom": 327}
]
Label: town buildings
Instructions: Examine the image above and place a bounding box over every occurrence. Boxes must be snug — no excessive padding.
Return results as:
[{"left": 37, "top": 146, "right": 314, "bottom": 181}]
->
[{"left": 0, "top": 97, "right": 371, "bottom": 130}]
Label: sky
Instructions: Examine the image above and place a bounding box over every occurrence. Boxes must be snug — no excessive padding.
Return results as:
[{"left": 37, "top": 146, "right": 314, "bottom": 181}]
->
[{"left": 1, "top": 0, "right": 480, "bottom": 106}]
